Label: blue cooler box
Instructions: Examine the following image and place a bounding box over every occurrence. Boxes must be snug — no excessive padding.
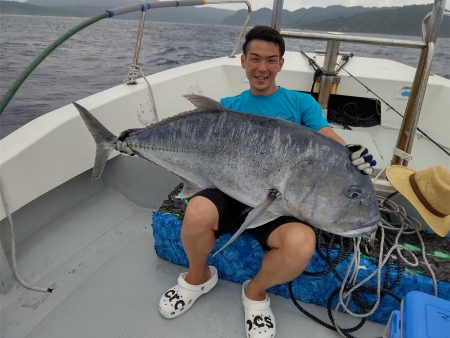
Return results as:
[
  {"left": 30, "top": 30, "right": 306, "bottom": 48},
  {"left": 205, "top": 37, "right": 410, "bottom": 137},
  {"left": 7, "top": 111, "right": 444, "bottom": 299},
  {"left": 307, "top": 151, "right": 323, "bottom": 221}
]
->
[
  {"left": 385, "top": 291, "right": 450, "bottom": 338},
  {"left": 384, "top": 310, "right": 401, "bottom": 338}
]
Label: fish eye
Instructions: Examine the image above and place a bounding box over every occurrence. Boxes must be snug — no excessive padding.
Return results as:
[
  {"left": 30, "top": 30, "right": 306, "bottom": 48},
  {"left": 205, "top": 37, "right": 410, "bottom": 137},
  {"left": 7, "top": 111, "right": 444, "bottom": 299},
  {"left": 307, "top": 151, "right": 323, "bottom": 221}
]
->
[{"left": 346, "top": 186, "right": 362, "bottom": 200}]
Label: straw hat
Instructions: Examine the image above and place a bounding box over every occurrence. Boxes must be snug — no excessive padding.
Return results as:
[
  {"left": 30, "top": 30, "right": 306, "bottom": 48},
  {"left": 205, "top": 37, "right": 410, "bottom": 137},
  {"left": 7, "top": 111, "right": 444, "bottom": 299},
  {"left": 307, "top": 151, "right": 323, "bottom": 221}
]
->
[{"left": 386, "top": 165, "right": 450, "bottom": 237}]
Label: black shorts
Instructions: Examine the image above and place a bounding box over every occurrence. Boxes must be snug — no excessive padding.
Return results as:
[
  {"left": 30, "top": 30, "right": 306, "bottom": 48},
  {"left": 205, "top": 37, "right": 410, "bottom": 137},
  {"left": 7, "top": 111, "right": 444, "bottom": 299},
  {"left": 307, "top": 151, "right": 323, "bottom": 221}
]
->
[{"left": 192, "top": 189, "right": 302, "bottom": 251}]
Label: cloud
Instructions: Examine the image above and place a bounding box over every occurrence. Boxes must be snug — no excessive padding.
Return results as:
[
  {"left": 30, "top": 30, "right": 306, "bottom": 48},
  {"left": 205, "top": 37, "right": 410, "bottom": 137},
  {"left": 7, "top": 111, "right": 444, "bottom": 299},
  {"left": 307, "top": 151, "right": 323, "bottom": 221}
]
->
[{"left": 233, "top": 0, "right": 437, "bottom": 11}]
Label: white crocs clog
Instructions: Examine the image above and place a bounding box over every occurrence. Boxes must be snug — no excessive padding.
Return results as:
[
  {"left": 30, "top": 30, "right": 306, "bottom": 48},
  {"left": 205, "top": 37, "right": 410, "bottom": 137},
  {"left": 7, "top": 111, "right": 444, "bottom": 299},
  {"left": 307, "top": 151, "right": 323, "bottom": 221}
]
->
[
  {"left": 242, "top": 280, "right": 276, "bottom": 338},
  {"left": 159, "top": 266, "right": 218, "bottom": 319}
]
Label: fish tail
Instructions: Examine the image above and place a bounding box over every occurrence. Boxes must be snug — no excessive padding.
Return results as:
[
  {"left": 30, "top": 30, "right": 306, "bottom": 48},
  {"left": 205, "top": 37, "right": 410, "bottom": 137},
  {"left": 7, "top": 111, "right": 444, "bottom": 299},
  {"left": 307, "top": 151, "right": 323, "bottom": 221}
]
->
[{"left": 73, "top": 102, "right": 117, "bottom": 180}]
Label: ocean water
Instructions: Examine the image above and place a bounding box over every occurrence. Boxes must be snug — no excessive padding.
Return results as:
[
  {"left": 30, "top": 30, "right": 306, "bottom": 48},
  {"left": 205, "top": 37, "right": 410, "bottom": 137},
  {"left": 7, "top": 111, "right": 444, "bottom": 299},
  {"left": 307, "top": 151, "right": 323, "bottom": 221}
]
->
[{"left": 0, "top": 14, "right": 449, "bottom": 139}]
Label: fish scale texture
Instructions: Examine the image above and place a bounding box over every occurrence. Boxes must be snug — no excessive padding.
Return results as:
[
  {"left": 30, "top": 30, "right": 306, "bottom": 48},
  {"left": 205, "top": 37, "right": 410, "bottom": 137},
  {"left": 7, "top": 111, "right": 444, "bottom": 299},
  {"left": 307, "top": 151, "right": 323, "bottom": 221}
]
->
[
  {"left": 126, "top": 106, "right": 379, "bottom": 237},
  {"left": 151, "top": 211, "right": 450, "bottom": 324}
]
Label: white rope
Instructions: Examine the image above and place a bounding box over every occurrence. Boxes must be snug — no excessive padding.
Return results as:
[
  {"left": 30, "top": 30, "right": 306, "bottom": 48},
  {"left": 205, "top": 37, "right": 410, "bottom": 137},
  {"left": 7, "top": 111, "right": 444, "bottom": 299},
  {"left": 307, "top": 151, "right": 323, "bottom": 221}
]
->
[
  {"left": 380, "top": 200, "right": 437, "bottom": 295},
  {"left": 137, "top": 66, "right": 159, "bottom": 122},
  {"left": 333, "top": 195, "right": 438, "bottom": 327},
  {"left": 372, "top": 147, "right": 413, "bottom": 184},
  {"left": 0, "top": 175, "right": 52, "bottom": 293},
  {"left": 124, "top": 63, "right": 160, "bottom": 124},
  {"left": 392, "top": 147, "right": 413, "bottom": 161},
  {"left": 125, "top": 63, "right": 140, "bottom": 84}
]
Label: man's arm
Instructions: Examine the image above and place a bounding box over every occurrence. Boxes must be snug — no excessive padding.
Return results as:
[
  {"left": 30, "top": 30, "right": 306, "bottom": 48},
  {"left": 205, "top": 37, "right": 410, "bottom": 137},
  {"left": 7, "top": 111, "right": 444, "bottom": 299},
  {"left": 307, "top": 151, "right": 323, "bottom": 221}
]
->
[
  {"left": 318, "top": 126, "right": 346, "bottom": 145},
  {"left": 318, "top": 126, "right": 376, "bottom": 175}
]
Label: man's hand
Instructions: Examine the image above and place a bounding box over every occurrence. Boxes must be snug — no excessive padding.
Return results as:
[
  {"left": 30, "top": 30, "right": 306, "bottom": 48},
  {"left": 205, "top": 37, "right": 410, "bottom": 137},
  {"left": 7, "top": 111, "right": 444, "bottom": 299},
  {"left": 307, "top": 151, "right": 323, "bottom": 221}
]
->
[
  {"left": 115, "top": 140, "right": 134, "bottom": 156},
  {"left": 346, "top": 144, "right": 376, "bottom": 175}
]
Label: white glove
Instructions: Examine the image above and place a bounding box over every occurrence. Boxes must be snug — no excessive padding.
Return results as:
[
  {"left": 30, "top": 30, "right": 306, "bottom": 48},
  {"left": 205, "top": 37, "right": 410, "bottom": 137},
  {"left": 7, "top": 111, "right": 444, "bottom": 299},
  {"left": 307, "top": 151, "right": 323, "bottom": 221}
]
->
[
  {"left": 115, "top": 140, "right": 134, "bottom": 156},
  {"left": 346, "top": 144, "right": 376, "bottom": 175}
]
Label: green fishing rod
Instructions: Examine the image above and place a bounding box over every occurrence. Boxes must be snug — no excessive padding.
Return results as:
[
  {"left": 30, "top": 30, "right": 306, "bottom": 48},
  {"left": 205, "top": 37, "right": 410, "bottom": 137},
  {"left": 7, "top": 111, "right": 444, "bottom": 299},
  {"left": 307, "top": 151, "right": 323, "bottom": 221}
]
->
[{"left": 0, "top": 1, "right": 217, "bottom": 115}]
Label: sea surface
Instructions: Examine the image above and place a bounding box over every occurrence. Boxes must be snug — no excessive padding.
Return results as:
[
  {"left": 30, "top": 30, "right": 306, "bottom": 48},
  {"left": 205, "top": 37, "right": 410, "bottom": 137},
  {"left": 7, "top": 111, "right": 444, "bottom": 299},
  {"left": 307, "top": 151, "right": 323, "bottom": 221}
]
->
[{"left": 1, "top": 14, "right": 449, "bottom": 139}]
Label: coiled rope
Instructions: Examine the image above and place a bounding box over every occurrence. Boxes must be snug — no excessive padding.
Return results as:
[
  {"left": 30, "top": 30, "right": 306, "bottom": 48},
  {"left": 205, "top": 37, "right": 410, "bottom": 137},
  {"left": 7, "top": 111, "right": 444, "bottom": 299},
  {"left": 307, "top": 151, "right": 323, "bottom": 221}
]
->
[{"left": 288, "top": 195, "right": 439, "bottom": 338}]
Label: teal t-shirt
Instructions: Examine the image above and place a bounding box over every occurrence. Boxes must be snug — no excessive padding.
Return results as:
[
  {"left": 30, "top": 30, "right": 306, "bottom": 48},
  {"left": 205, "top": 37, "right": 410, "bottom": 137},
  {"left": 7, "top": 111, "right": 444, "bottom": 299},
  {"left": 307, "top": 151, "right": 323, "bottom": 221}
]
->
[{"left": 219, "top": 86, "right": 329, "bottom": 131}]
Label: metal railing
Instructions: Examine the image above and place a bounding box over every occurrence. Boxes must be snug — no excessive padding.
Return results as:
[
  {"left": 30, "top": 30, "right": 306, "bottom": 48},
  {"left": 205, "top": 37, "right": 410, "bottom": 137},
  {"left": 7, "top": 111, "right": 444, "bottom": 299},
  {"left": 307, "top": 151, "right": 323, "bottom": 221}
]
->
[
  {"left": 122, "top": 0, "right": 251, "bottom": 123},
  {"left": 271, "top": 0, "right": 447, "bottom": 167},
  {"left": 280, "top": 30, "right": 426, "bottom": 49},
  {"left": 393, "top": 0, "right": 446, "bottom": 165},
  {"left": 125, "top": 0, "right": 252, "bottom": 84}
]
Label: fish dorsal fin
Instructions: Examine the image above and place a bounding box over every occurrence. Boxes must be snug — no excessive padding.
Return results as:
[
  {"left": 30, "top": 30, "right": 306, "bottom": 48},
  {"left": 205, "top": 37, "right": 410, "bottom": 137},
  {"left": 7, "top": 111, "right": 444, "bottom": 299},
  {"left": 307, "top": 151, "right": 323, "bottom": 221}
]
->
[{"left": 183, "top": 94, "right": 225, "bottom": 111}]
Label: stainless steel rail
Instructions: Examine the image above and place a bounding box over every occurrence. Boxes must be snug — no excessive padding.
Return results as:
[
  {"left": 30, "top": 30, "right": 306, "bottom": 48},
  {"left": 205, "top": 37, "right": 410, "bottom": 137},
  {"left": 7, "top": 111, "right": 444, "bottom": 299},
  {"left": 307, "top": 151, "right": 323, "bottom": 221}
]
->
[
  {"left": 279, "top": 30, "right": 426, "bottom": 49},
  {"left": 209, "top": 0, "right": 252, "bottom": 57},
  {"left": 271, "top": 0, "right": 447, "bottom": 167},
  {"left": 126, "top": 0, "right": 252, "bottom": 84},
  {"left": 393, "top": 0, "right": 447, "bottom": 166},
  {"left": 317, "top": 40, "right": 340, "bottom": 119},
  {"left": 271, "top": 0, "right": 284, "bottom": 31}
]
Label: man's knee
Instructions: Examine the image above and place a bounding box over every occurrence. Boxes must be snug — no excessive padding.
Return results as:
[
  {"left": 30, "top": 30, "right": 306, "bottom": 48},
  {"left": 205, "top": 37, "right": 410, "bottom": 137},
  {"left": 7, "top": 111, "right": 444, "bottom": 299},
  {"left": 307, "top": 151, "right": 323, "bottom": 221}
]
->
[
  {"left": 278, "top": 223, "right": 316, "bottom": 258},
  {"left": 182, "top": 196, "right": 219, "bottom": 235}
]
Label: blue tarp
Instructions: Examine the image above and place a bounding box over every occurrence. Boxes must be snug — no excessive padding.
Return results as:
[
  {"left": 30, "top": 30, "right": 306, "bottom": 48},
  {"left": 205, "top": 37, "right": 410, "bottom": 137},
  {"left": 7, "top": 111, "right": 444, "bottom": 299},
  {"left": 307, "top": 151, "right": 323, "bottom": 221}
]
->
[{"left": 151, "top": 211, "right": 450, "bottom": 324}]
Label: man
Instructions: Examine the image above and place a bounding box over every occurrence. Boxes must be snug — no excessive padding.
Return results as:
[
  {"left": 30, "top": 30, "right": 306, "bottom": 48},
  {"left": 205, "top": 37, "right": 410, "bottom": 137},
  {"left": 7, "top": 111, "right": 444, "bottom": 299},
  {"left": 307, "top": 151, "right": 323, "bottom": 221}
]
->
[{"left": 156, "top": 26, "right": 376, "bottom": 338}]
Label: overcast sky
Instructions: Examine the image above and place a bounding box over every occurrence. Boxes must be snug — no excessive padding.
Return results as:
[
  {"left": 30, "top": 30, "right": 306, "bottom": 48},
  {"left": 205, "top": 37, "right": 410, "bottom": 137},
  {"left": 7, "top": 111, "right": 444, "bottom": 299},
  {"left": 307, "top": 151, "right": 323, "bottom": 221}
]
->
[
  {"left": 10, "top": 0, "right": 448, "bottom": 10},
  {"left": 210, "top": 0, "right": 446, "bottom": 11}
]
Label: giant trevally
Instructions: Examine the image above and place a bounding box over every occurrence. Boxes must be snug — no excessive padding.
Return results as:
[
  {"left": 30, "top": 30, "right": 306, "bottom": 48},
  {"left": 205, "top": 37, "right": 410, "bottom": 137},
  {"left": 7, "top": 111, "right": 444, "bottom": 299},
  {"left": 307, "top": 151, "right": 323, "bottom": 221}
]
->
[{"left": 74, "top": 95, "right": 379, "bottom": 254}]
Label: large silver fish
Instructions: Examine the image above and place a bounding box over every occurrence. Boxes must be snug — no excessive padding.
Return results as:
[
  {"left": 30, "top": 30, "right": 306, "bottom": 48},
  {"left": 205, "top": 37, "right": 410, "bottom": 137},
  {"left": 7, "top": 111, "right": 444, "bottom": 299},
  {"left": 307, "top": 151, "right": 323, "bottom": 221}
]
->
[{"left": 74, "top": 95, "right": 379, "bottom": 254}]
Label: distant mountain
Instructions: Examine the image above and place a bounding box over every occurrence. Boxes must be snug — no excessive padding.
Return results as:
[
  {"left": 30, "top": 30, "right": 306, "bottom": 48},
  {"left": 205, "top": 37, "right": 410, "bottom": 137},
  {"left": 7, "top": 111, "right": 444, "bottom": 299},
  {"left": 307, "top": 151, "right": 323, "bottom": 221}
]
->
[
  {"left": 122, "top": 6, "right": 234, "bottom": 25},
  {"left": 0, "top": 1, "right": 234, "bottom": 24},
  {"left": 222, "top": 5, "right": 371, "bottom": 27},
  {"left": 285, "top": 5, "right": 371, "bottom": 25},
  {"left": 298, "top": 4, "right": 450, "bottom": 36},
  {"left": 224, "top": 4, "right": 450, "bottom": 37},
  {"left": 0, "top": 1, "right": 105, "bottom": 17},
  {"left": 25, "top": 0, "right": 158, "bottom": 6},
  {"left": 222, "top": 7, "right": 273, "bottom": 27},
  {"left": 1, "top": 1, "right": 449, "bottom": 37}
]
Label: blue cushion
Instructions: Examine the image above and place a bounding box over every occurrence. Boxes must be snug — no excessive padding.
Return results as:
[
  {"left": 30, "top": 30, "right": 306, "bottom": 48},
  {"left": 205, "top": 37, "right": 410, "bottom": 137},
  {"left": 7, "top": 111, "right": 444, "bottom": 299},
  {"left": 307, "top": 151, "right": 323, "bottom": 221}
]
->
[{"left": 151, "top": 211, "right": 450, "bottom": 324}]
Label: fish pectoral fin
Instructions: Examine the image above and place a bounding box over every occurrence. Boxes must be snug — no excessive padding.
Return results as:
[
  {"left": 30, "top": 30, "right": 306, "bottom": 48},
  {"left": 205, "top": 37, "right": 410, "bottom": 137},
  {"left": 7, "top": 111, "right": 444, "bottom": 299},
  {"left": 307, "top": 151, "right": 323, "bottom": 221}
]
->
[
  {"left": 183, "top": 94, "right": 225, "bottom": 111},
  {"left": 212, "top": 189, "right": 280, "bottom": 257},
  {"left": 176, "top": 181, "right": 203, "bottom": 199},
  {"left": 244, "top": 211, "right": 278, "bottom": 229}
]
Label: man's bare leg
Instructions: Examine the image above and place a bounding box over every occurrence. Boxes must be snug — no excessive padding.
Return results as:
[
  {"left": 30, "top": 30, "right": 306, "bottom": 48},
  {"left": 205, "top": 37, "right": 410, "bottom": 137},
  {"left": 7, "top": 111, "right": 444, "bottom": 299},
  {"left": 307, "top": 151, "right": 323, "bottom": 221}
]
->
[
  {"left": 159, "top": 196, "right": 220, "bottom": 319},
  {"left": 245, "top": 222, "right": 316, "bottom": 300},
  {"left": 181, "top": 196, "right": 219, "bottom": 285}
]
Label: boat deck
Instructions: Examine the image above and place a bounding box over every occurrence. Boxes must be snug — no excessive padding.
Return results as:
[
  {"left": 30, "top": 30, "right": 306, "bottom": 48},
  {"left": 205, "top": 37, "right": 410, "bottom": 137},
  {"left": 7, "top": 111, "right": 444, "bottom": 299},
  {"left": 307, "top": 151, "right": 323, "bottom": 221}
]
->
[{"left": 1, "top": 157, "right": 386, "bottom": 338}]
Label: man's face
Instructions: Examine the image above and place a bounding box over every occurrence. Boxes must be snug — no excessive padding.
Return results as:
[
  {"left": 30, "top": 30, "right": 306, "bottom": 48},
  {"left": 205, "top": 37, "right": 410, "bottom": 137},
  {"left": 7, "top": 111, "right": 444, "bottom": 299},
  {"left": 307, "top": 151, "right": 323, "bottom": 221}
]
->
[{"left": 241, "top": 39, "right": 284, "bottom": 96}]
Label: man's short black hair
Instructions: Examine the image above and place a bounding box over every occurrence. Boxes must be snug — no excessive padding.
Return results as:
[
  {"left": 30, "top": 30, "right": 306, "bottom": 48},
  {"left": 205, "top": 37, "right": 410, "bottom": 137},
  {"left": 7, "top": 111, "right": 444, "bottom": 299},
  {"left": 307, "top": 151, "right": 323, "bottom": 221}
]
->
[{"left": 242, "top": 26, "right": 285, "bottom": 57}]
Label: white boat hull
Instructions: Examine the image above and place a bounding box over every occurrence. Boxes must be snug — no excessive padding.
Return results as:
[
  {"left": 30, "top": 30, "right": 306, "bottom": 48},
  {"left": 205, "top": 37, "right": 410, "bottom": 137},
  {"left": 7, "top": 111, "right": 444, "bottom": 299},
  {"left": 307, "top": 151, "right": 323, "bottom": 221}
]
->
[{"left": 1, "top": 51, "right": 449, "bottom": 338}]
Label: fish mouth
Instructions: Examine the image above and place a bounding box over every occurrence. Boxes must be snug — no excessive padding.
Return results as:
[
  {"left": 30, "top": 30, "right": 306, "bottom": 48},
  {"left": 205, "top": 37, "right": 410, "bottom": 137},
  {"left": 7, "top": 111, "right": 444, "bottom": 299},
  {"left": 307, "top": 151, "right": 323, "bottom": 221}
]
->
[{"left": 338, "top": 218, "right": 380, "bottom": 237}]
